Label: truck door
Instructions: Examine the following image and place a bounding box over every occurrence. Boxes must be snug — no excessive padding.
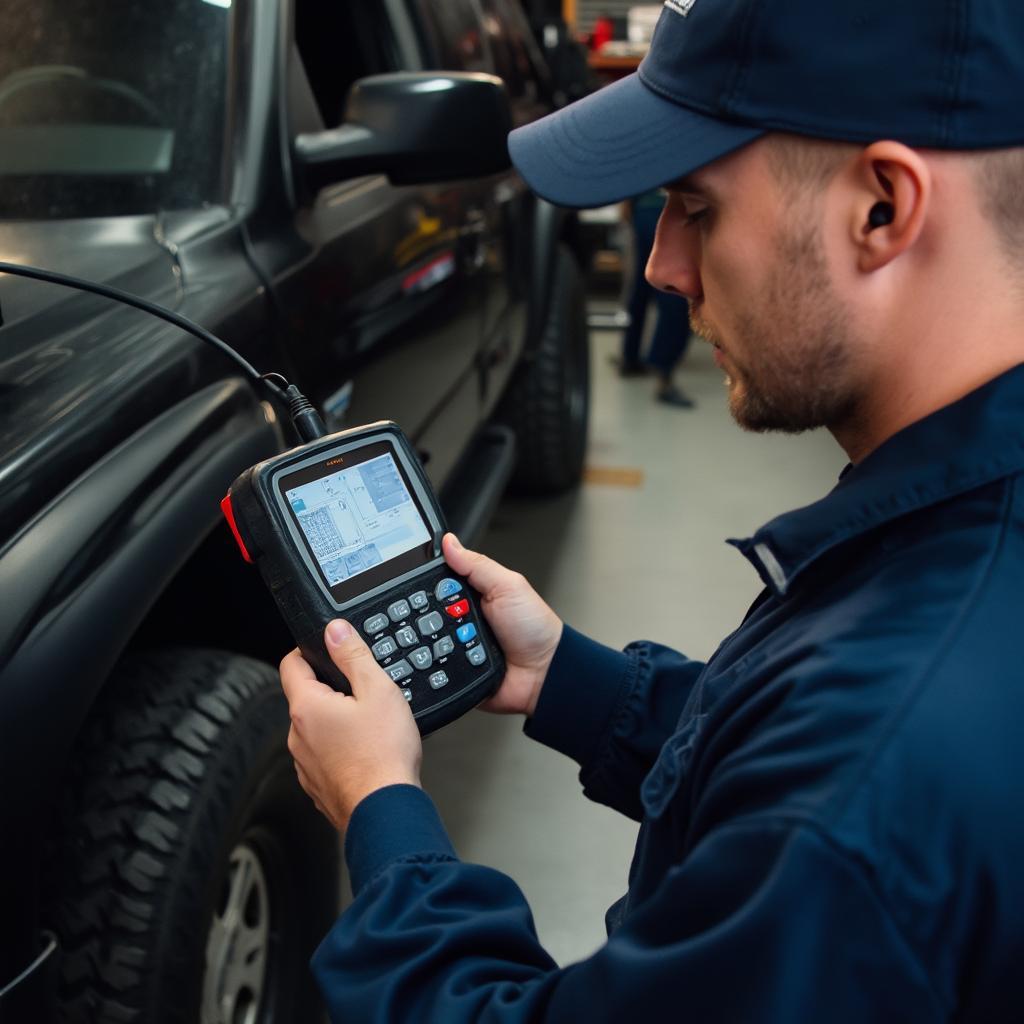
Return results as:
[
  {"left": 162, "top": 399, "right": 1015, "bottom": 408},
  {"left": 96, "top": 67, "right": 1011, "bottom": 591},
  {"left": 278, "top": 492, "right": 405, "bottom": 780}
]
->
[
  {"left": 466, "top": 0, "right": 554, "bottom": 409},
  {"left": 408, "top": 0, "right": 517, "bottom": 417},
  {"left": 254, "top": 0, "right": 491, "bottom": 491}
]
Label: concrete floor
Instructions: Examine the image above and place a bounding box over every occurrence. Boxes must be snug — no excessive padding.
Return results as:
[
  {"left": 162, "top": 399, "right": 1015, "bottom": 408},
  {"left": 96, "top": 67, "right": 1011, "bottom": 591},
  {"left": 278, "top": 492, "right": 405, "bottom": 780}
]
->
[{"left": 418, "top": 304, "right": 847, "bottom": 967}]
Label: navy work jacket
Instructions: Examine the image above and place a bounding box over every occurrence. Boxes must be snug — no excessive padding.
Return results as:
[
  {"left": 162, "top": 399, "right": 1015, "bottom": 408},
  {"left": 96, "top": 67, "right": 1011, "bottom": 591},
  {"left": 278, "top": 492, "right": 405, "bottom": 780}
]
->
[{"left": 313, "top": 367, "right": 1024, "bottom": 1022}]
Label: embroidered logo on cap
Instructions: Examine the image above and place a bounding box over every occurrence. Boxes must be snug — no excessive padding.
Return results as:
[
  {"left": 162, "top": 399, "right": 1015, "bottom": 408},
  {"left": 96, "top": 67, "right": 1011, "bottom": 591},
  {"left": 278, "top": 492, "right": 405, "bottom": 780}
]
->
[{"left": 665, "top": 0, "right": 697, "bottom": 15}]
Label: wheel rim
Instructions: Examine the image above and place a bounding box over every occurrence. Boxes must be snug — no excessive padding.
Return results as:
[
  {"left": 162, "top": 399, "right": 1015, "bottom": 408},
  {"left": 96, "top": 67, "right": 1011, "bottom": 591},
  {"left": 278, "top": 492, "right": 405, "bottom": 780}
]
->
[{"left": 202, "top": 842, "right": 271, "bottom": 1024}]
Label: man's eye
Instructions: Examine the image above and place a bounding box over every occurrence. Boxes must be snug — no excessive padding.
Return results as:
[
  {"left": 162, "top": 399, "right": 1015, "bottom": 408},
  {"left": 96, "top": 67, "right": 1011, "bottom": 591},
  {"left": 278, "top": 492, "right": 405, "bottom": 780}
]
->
[{"left": 684, "top": 208, "right": 710, "bottom": 228}]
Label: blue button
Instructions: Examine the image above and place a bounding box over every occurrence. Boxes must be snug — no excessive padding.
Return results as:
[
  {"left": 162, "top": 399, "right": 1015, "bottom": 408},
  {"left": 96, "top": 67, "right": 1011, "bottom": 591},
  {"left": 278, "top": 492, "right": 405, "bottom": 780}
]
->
[
  {"left": 456, "top": 623, "right": 477, "bottom": 644},
  {"left": 435, "top": 577, "right": 463, "bottom": 601}
]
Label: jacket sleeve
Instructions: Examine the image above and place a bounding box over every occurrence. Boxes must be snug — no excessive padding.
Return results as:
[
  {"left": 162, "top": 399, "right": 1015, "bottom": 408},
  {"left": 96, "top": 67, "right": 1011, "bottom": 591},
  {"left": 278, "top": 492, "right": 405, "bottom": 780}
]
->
[
  {"left": 523, "top": 625, "right": 705, "bottom": 820},
  {"left": 312, "top": 787, "right": 944, "bottom": 1023}
]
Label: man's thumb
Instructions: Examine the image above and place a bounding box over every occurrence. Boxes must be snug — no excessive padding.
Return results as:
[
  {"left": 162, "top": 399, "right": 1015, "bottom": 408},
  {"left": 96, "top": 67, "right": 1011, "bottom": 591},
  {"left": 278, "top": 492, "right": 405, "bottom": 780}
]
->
[
  {"left": 442, "top": 533, "right": 506, "bottom": 596},
  {"left": 324, "top": 620, "right": 379, "bottom": 696}
]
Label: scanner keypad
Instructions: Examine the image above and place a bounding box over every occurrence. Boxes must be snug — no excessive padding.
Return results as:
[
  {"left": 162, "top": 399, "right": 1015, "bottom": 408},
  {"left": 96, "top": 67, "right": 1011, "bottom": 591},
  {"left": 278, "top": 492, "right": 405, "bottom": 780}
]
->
[{"left": 358, "top": 575, "right": 489, "bottom": 705}]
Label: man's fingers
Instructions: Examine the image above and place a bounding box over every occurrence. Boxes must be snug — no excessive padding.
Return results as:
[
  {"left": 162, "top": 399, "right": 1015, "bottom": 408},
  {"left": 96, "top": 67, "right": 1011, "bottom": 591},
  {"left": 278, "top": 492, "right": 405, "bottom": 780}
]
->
[
  {"left": 442, "top": 533, "right": 509, "bottom": 598},
  {"left": 324, "top": 620, "right": 392, "bottom": 699},
  {"left": 280, "top": 648, "right": 335, "bottom": 705},
  {"left": 294, "top": 760, "right": 329, "bottom": 818}
]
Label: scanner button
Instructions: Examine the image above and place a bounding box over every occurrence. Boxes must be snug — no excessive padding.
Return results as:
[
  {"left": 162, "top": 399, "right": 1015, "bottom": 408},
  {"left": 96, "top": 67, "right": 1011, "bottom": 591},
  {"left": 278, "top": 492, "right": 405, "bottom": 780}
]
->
[
  {"left": 364, "top": 613, "right": 389, "bottom": 635},
  {"left": 416, "top": 611, "right": 444, "bottom": 636},
  {"left": 434, "top": 578, "right": 463, "bottom": 601},
  {"left": 456, "top": 623, "right": 477, "bottom": 644},
  {"left": 395, "top": 626, "right": 418, "bottom": 648},
  {"left": 409, "top": 590, "right": 429, "bottom": 610},
  {"left": 429, "top": 671, "right": 449, "bottom": 690},
  {"left": 410, "top": 646, "right": 433, "bottom": 671},
  {"left": 387, "top": 660, "right": 413, "bottom": 682},
  {"left": 388, "top": 599, "right": 411, "bottom": 622},
  {"left": 433, "top": 636, "right": 455, "bottom": 658},
  {"left": 372, "top": 637, "right": 398, "bottom": 661},
  {"left": 466, "top": 645, "right": 487, "bottom": 667},
  {"left": 402, "top": 688, "right": 413, "bottom": 702},
  {"left": 445, "top": 599, "right": 470, "bottom": 618}
]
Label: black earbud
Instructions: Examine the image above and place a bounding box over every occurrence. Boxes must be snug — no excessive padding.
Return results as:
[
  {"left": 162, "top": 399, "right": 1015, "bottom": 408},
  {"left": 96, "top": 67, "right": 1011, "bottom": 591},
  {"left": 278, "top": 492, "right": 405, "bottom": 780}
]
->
[{"left": 868, "top": 202, "right": 894, "bottom": 229}]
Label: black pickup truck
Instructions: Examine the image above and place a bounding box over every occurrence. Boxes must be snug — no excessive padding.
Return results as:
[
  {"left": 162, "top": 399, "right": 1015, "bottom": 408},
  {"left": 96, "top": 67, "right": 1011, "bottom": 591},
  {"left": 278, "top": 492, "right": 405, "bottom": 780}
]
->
[{"left": 0, "top": 1, "right": 590, "bottom": 1020}]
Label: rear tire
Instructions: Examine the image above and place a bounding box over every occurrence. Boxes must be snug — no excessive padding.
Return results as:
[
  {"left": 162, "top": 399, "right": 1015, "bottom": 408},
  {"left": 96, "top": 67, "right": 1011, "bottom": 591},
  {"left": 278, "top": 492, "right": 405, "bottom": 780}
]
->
[
  {"left": 45, "top": 649, "right": 339, "bottom": 1024},
  {"left": 499, "top": 243, "right": 590, "bottom": 493}
]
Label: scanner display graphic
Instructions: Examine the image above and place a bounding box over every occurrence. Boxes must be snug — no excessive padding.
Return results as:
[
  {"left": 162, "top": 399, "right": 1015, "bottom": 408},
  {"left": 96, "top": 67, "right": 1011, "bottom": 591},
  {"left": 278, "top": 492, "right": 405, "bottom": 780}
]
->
[{"left": 286, "top": 453, "right": 431, "bottom": 586}]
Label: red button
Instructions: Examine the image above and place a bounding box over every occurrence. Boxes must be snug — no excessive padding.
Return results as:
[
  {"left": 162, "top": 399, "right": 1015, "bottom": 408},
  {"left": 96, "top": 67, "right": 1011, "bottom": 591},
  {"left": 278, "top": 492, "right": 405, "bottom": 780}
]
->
[{"left": 445, "top": 599, "right": 469, "bottom": 618}]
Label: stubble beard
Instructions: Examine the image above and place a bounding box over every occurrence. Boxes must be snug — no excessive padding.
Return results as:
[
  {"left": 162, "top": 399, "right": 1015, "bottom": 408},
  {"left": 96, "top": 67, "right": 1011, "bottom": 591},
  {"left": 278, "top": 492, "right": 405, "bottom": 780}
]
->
[{"left": 690, "top": 217, "right": 861, "bottom": 434}]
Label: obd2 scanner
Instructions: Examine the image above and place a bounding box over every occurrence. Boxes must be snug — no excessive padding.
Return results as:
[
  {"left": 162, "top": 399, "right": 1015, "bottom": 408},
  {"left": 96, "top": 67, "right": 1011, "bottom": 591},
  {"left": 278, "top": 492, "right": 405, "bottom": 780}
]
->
[{"left": 221, "top": 422, "right": 504, "bottom": 736}]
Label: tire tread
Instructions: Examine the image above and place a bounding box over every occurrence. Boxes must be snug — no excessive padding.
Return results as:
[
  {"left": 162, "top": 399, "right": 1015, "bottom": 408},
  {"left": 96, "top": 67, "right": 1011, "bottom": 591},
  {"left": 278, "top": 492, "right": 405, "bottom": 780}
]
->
[
  {"left": 46, "top": 650, "right": 283, "bottom": 1023},
  {"left": 500, "top": 243, "right": 590, "bottom": 493}
]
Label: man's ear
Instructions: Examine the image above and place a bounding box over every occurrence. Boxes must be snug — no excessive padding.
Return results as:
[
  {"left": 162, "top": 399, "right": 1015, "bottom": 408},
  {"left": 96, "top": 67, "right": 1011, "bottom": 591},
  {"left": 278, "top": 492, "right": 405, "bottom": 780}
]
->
[{"left": 847, "top": 141, "right": 931, "bottom": 273}]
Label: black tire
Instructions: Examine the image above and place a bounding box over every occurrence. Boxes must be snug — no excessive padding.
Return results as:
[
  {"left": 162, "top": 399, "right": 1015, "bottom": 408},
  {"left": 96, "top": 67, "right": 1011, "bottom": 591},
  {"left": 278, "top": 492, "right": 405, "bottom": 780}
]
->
[
  {"left": 500, "top": 243, "right": 590, "bottom": 493},
  {"left": 45, "top": 649, "right": 339, "bottom": 1024}
]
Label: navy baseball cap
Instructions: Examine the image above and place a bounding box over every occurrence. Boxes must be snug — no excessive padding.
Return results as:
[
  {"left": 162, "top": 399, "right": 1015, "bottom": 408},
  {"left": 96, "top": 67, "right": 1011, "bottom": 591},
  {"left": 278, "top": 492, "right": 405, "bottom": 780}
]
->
[{"left": 509, "top": 0, "right": 1024, "bottom": 208}]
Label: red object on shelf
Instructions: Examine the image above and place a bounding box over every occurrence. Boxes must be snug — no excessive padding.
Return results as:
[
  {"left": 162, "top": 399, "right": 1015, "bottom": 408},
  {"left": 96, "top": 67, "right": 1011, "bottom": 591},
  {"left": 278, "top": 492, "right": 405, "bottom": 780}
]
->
[{"left": 592, "top": 16, "right": 614, "bottom": 51}]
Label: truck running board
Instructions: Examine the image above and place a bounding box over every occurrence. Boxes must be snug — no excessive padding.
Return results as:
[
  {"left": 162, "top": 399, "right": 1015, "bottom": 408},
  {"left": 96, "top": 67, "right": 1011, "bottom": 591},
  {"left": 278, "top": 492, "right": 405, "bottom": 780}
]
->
[{"left": 439, "top": 425, "right": 517, "bottom": 548}]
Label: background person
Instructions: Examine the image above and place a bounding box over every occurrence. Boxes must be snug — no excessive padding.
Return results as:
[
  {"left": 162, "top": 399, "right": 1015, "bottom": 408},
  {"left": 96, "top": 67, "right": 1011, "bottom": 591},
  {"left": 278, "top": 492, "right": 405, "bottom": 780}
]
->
[
  {"left": 280, "top": 0, "right": 1024, "bottom": 1019},
  {"left": 617, "top": 189, "right": 695, "bottom": 407}
]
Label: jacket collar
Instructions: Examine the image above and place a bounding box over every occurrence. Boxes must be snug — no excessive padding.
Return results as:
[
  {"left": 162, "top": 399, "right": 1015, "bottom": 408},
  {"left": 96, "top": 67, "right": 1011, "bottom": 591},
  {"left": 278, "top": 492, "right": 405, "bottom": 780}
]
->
[{"left": 729, "top": 364, "right": 1024, "bottom": 596}]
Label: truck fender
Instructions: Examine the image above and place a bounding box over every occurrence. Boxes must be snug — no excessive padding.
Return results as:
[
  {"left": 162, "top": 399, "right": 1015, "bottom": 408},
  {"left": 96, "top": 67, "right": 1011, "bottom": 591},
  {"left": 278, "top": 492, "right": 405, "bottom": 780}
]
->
[{"left": 0, "top": 379, "right": 281, "bottom": 822}]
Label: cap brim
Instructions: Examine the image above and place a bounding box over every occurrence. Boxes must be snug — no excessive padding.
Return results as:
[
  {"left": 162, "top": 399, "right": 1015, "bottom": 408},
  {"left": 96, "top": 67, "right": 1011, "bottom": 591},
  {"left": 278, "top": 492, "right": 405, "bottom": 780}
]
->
[{"left": 508, "top": 73, "right": 763, "bottom": 209}]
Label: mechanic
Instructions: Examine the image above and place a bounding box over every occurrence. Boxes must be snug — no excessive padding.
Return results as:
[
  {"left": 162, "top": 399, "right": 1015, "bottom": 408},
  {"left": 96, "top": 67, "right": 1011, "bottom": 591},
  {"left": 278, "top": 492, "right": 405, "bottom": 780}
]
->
[{"left": 279, "top": 0, "right": 1024, "bottom": 1019}]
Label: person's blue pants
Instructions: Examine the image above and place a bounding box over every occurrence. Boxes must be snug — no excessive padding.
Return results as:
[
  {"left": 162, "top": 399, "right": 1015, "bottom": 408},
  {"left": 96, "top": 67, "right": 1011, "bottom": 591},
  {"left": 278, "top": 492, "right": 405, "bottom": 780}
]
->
[{"left": 622, "top": 203, "right": 690, "bottom": 375}]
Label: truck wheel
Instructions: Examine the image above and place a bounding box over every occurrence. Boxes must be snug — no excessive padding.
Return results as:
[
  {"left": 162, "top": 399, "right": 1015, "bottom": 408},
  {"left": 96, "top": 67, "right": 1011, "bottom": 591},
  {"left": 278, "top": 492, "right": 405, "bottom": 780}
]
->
[
  {"left": 501, "top": 243, "right": 590, "bottom": 493},
  {"left": 45, "top": 649, "right": 338, "bottom": 1024}
]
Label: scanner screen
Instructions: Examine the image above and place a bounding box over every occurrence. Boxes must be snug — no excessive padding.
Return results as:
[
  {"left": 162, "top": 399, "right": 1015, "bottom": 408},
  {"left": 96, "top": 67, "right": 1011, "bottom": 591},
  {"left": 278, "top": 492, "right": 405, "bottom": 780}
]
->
[{"left": 285, "top": 453, "right": 431, "bottom": 587}]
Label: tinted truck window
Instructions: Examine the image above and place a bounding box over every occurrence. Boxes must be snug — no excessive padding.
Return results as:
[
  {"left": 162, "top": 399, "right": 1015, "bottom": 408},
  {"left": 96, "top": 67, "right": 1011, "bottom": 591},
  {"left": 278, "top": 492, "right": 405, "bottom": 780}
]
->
[
  {"left": 294, "top": 0, "right": 401, "bottom": 127},
  {"left": 413, "top": 0, "right": 492, "bottom": 73},
  {"left": 478, "top": 0, "right": 548, "bottom": 100},
  {"left": 0, "top": 0, "right": 228, "bottom": 219}
]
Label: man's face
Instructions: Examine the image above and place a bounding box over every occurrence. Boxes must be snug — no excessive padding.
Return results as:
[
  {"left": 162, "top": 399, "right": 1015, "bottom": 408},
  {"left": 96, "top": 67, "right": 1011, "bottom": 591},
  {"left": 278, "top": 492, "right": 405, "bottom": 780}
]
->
[{"left": 649, "top": 141, "right": 862, "bottom": 434}]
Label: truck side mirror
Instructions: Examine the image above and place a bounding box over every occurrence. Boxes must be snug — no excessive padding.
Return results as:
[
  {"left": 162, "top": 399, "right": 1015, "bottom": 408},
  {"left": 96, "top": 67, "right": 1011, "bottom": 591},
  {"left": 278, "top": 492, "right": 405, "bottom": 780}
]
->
[{"left": 293, "top": 72, "right": 513, "bottom": 195}]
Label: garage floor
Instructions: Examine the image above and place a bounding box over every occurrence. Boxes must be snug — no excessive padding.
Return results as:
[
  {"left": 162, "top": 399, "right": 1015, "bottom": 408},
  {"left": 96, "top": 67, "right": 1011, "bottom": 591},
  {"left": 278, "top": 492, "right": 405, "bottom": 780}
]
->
[{"left": 417, "top": 302, "right": 847, "bottom": 967}]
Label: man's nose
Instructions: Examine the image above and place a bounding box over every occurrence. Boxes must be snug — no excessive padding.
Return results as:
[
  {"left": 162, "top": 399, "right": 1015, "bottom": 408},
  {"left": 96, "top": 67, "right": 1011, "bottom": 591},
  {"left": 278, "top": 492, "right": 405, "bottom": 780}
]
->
[{"left": 645, "top": 206, "right": 702, "bottom": 301}]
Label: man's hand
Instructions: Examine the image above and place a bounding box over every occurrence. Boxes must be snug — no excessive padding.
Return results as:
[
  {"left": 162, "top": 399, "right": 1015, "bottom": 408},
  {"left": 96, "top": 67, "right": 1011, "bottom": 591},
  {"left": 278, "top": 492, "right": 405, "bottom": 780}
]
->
[
  {"left": 442, "top": 533, "right": 563, "bottom": 717},
  {"left": 280, "top": 620, "right": 422, "bottom": 834}
]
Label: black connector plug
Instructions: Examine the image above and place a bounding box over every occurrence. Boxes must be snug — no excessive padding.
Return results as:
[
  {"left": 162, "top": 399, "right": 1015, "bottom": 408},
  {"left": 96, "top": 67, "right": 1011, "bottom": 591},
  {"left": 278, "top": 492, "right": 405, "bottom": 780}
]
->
[{"left": 284, "top": 385, "right": 328, "bottom": 443}]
